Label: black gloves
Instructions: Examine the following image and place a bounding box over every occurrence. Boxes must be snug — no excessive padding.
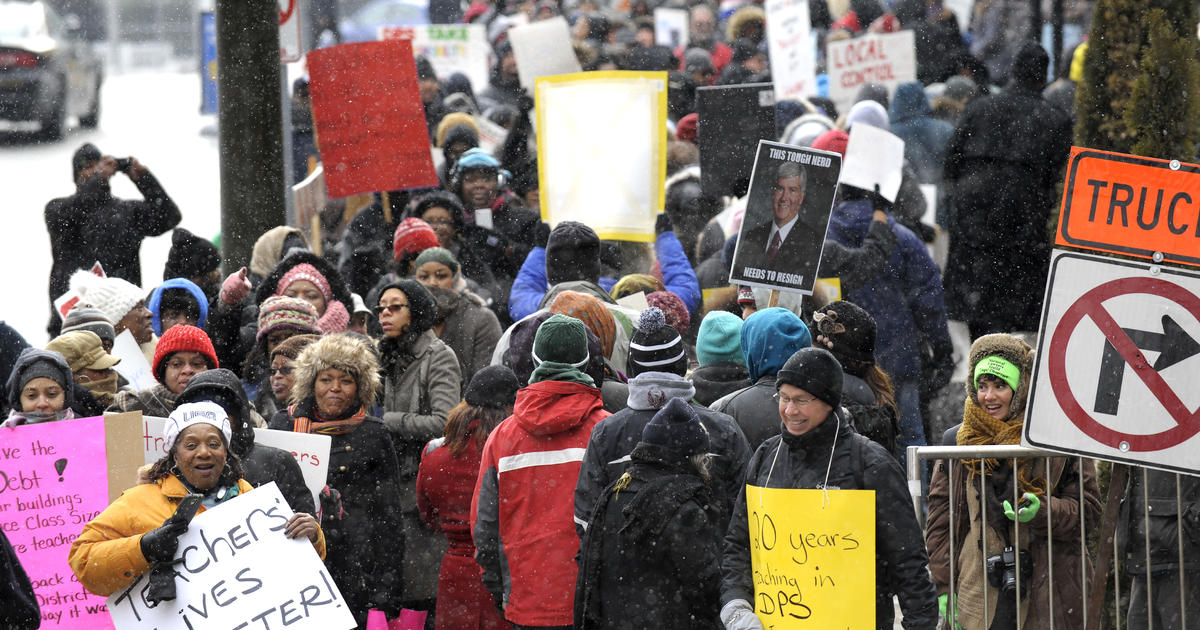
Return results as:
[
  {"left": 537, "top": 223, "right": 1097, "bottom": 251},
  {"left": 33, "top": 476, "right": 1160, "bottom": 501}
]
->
[
  {"left": 655, "top": 212, "right": 673, "bottom": 236},
  {"left": 535, "top": 221, "right": 551, "bottom": 248},
  {"left": 139, "top": 518, "right": 188, "bottom": 564},
  {"left": 517, "top": 89, "right": 534, "bottom": 114}
]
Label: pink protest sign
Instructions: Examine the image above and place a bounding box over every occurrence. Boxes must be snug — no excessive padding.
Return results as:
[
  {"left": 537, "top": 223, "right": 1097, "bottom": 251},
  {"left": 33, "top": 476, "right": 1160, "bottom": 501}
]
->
[{"left": 1, "top": 416, "right": 115, "bottom": 629}]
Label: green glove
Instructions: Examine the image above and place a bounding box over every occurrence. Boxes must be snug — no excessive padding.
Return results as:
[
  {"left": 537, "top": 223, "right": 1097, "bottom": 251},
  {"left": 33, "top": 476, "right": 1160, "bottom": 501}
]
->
[
  {"left": 939, "top": 594, "right": 963, "bottom": 629},
  {"left": 1003, "top": 492, "right": 1042, "bottom": 523}
]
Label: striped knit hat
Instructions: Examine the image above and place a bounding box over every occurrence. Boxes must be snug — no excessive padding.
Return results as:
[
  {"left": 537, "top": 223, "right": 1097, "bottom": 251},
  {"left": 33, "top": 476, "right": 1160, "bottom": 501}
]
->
[
  {"left": 393, "top": 218, "right": 440, "bottom": 263},
  {"left": 60, "top": 305, "right": 116, "bottom": 345},
  {"left": 256, "top": 296, "right": 321, "bottom": 341},
  {"left": 628, "top": 307, "right": 688, "bottom": 377}
]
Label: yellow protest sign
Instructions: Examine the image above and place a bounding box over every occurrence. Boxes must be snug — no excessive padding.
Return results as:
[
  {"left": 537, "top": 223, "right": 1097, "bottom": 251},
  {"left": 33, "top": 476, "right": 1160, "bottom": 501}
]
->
[{"left": 746, "top": 485, "right": 875, "bottom": 629}]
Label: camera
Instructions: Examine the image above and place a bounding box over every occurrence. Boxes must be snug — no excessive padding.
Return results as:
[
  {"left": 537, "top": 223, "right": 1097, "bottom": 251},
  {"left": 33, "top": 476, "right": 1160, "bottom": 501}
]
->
[
  {"left": 114, "top": 157, "right": 132, "bottom": 173},
  {"left": 986, "top": 546, "right": 1032, "bottom": 599}
]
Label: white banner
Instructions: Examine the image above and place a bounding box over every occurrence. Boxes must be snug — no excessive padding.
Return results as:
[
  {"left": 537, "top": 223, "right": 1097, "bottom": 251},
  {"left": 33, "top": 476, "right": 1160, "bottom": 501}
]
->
[
  {"left": 841, "top": 124, "right": 905, "bottom": 202},
  {"left": 765, "top": 0, "right": 816, "bottom": 101},
  {"left": 653, "top": 8, "right": 689, "bottom": 49},
  {"left": 379, "top": 24, "right": 490, "bottom": 94},
  {"left": 509, "top": 17, "right": 582, "bottom": 90},
  {"left": 106, "top": 483, "right": 354, "bottom": 630},
  {"left": 826, "top": 30, "right": 916, "bottom": 115}
]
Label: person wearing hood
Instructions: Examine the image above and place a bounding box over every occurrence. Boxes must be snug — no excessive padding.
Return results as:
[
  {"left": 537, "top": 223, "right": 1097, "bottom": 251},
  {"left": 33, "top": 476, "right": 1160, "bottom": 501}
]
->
[
  {"left": 247, "top": 226, "right": 310, "bottom": 288},
  {"left": 720, "top": 348, "right": 939, "bottom": 630},
  {"left": 109, "top": 325, "right": 218, "bottom": 418},
  {"left": 574, "top": 398, "right": 723, "bottom": 629},
  {"left": 412, "top": 248, "right": 502, "bottom": 387},
  {"left": 147, "top": 278, "right": 209, "bottom": 337},
  {"left": 709, "top": 307, "right": 812, "bottom": 450},
  {"left": 926, "top": 334, "right": 1100, "bottom": 630},
  {"left": 376, "top": 279, "right": 462, "bottom": 616},
  {"left": 471, "top": 314, "right": 610, "bottom": 628},
  {"left": 574, "top": 307, "right": 750, "bottom": 539},
  {"left": 46, "top": 144, "right": 181, "bottom": 337},
  {"left": 690, "top": 310, "right": 751, "bottom": 406},
  {"left": 176, "top": 368, "right": 314, "bottom": 515},
  {"left": 3, "top": 348, "right": 77, "bottom": 426},
  {"left": 163, "top": 228, "right": 222, "bottom": 303},
  {"left": 888, "top": 81, "right": 955, "bottom": 186},
  {"left": 435, "top": 113, "right": 481, "bottom": 185},
  {"left": 942, "top": 42, "right": 1072, "bottom": 339},
  {"left": 45, "top": 330, "right": 122, "bottom": 416}
]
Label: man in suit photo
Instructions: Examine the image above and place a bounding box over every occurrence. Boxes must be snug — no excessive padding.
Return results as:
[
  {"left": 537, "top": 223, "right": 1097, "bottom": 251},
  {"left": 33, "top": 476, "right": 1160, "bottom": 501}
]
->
[{"left": 734, "top": 161, "right": 822, "bottom": 289}]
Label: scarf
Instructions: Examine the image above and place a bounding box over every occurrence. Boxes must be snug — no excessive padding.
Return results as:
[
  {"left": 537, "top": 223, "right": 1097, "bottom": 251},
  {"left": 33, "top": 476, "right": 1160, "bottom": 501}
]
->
[
  {"left": 290, "top": 400, "right": 369, "bottom": 435},
  {"left": 83, "top": 372, "right": 118, "bottom": 408},
  {"left": 529, "top": 360, "right": 595, "bottom": 386},
  {"left": 957, "top": 399, "right": 1046, "bottom": 498}
]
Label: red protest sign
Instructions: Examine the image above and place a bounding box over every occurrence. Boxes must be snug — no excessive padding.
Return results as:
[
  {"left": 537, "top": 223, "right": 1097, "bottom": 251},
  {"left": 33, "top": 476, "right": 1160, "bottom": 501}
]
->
[{"left": 308, "top": 39, "right": 438, "bottom": 198}]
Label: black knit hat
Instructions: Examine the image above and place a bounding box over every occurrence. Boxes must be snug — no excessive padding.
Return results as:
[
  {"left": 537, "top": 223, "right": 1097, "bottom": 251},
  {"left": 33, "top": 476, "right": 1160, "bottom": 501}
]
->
[
  {"left": 464, "top": 365, "right": 520, "bottom": 409},
  {"left": 415, "top": 55, "right": 438, "bottom": 81},
  {"left": 775, "top": 347, "right": 843, "bottom": 409},
  {"left": 628, "top": 307, "right": 688, "bottom": 377},
  {"left": 378, "top": 279, "right": 437, "bottom": 335},
  {"left": 545, "top": 221, "right": 601, "bottom": 286},
  {"left": 808, "top": 300, "right": 876, "bottom": 377},
  {"left": 641, "top": 398, "right": 709, "bottom": 456},
  {"left": 165, "top": 228, "right": 222, "bottom": 280},
  {"left": 72, "top": 143, "right": 101, "bottom": 180}
]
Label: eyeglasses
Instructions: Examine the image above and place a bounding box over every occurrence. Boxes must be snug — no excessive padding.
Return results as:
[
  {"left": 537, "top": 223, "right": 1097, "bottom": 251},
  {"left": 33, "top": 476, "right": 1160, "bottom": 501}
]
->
[
  {"left": 374, "top": 303, "right": 409, "bottom": 316},
  {"left": 271, "top": 366, "right": 294, "bottom": 376},
  {"left": 774, "top": 393, "right": 817, "bottom": 408}
]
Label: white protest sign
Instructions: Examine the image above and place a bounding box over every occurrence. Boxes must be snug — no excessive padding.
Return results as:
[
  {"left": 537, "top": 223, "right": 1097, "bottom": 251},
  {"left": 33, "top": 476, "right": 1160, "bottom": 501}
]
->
[
  {"left": 765, "top": 0, "right": 816, "bottom": 101},
  {"left": 944, "top": 0, "right": 973, "bottom": 34},
  {"left": 654, "top": 8, "right": 689, "bottom": 48},
  {"left": 475, "top": 115, "right": 508, "bottom": 155},
  {"left": 378, "top": 24, "right": 490, "bottom": 94},
  {"left": 106, "top": 483, "right": 354, "bottom": 630},
  {"left": 509, "top": 17, "right": 582, "bottom": 90},
  {"left": 111, "top": 330, "right": 156, "bottom": 391},
  {"left": 536, "top": 71, "right": 667, "bottom": 242},
  {"left": 826, "top": 30, "right": 916, "bottom": 115},
  {"left": 841, "top": 124, "right": 904, "bottom": 202},
  {"left": 279, "top": 0, "right": 302, "bottom": 63},
  {"left": 141, "top": 417, "right": 331, "bottom": 508},
  {"left": 292, "top": 162, "right": 326, "bottom": 239}
]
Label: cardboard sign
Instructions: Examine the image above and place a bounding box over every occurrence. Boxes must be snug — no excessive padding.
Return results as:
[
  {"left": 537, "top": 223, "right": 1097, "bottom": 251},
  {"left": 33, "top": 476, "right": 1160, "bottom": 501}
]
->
[
  {"left": 308, "top": 39, "right": 439, "bottom": 198},
  {"left": 292, "top": 162, "right": 326, "bottom": 245},
  {"left": 765, "top": 0, "right": 816, "bottom": 101},
  {"left": 110, "top": 330, "right": 156, "bottom": 392},
  {"left": 140, "top": 417, "right": 331, "bottom": 508},
  {"left": 653, "top": 8, "right": 689, "bottom": 48},
  {"left": 1056, "top": 147, "right": 1200, "bottom": 267},
  {"left": 536, "top": 72, "right": 667, "bottom": 241},
  {"left": 697, "top": 83, "right": 777, "bottom": 199},
  {"left": 826, "top": 30, "right": 916, "bottom": 115},
  {"left": 508, "top": 17, "right": 582, "bottom": 90},
  {"left": 729, "top": 140, "right": 842, "bottom": 294},
  {"left": 106, "top": 483, "right": 355, "bottom": 630},
  {"left": 745, "top": 485, "right": 875, "bottom": 629},
  {"left": 841, "top": 124, "right": 905, "bottom": 202},
  {"left": 379, "top": 24, "right": 490, "bottom": 95}
]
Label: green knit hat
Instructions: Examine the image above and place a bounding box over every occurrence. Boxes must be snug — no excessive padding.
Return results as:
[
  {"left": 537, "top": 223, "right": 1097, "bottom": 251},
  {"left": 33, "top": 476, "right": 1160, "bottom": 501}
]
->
[
  {"left": 533, "top": 314, "right": 589, "bottom": 368},
  {"left": 413, "top": 247, "right": 459, "bottom": 275}
]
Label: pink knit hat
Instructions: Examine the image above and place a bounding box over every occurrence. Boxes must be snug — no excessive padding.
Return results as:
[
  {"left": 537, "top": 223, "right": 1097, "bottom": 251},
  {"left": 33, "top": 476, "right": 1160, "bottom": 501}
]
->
[{"left": 274, "top": 263, "right": 349, "bottom": 334}]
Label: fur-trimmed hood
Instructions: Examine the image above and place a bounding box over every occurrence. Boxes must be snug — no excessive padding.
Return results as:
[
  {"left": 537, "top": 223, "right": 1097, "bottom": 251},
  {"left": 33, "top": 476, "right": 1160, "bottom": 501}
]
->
[
  {"left": 725, "top": 5, "right": 765, "bottom": 42},
  {"left": 966, "top": 333, "right": 1034, "bottom": 419},
  {"left": 290, "top": 333, "right": 382, "bottom": 408}
]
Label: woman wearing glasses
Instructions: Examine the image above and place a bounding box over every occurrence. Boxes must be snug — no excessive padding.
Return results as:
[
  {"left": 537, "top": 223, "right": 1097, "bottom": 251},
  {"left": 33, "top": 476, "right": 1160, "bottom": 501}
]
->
[{"left": 375, "top": 279, "right": 462, "bottom": 624}]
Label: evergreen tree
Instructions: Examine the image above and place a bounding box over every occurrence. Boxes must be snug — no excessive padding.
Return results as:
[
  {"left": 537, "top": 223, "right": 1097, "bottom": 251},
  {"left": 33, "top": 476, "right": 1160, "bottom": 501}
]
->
[
  {"left": 1075, "top": 0, "right": 1144, "bottom": 152},
  {"left": 1124, "top": 9, "right": 1200, "bottom": 160}
]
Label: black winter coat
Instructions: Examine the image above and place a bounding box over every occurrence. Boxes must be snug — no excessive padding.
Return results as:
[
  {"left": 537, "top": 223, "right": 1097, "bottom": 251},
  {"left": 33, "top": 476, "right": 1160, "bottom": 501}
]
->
[
  {"left": 574, "top": 444, "right": 722, "bottom": 630},
  {"left": 721, "top": 411, "right": 939, "bottom": 630},
  {"left": 0, "top": 528, "right": 38, "bottom": 630},
  {"left": 710, "top": 375, "right": 781, "bottom": 452},
  {"left": 690, "top": 362, "right": 752, "bottom": 408},
  {"left": 1119, "top": 468, "right": 1200, "bottom": 574}
]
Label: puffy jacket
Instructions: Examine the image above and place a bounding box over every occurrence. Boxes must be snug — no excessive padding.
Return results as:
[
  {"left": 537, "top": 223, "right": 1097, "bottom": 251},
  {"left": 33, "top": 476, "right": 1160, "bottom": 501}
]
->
[
  {"left": 471, "top": 380, "right": 609, "bottom": 626},
  {"left": 721, "top": 412, "right": 939, "bottom": 630}
]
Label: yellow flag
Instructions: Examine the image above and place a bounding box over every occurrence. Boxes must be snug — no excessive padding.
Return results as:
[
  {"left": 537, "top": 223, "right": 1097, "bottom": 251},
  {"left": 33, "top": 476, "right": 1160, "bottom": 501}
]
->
[{"left": 745, "top": 485, "right": 875, "bottom": 629}]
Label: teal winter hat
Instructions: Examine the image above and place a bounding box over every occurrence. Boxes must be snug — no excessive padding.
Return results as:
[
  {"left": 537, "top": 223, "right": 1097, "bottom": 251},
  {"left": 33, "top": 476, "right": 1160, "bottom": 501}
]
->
[{"left": 696, "top": 310, "right": 746, "bottom": 367}]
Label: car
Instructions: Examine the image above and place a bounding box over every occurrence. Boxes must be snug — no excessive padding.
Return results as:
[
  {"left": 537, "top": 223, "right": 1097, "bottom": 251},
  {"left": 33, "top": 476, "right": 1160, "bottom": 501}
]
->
[
  {"left": 0, "top": 0, "right": 103, "bottom": 140},
  {"left": 339, "top": 0, "right": 429, "bottom": 43}
]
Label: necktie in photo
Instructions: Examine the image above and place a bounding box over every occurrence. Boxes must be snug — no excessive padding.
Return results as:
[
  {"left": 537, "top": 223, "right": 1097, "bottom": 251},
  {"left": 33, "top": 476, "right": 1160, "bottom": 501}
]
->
[{"left": 768, "top": 231, "right": 782, "bottom": 263}]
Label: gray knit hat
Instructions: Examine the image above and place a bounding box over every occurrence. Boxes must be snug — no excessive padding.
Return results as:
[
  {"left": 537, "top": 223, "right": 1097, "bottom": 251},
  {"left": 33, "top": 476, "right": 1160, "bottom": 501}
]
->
[{"left": 60, "top": 304, "right": 116, "bottom": 345}]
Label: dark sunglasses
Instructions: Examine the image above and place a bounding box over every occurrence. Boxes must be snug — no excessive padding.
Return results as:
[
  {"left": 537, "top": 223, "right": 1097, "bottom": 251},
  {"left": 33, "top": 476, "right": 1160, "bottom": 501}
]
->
[
  {"left": 374, "top": 303, "right": 409, "bottom": 316},
  {"left": 271, "top": 366, "right": 294, "bottom": 376}
]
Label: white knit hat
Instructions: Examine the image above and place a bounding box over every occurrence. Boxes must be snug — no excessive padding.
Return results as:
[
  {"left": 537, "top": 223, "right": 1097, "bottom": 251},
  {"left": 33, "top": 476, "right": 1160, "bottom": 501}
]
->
[
  {"left": 163, "top": 401, "right": 232, "bottom": 450},
  {"left": 69, "top": 270, "right": 145, "bottom": 325}
]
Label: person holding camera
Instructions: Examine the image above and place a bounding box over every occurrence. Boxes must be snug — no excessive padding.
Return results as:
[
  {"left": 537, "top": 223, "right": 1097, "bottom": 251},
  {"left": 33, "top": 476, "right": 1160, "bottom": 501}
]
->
[
  {"left": 46, "top": 142, "right": 181, "bottom": 337},
  {"left": 925, "top": 334, "right": 1100, "bottom": 629}
]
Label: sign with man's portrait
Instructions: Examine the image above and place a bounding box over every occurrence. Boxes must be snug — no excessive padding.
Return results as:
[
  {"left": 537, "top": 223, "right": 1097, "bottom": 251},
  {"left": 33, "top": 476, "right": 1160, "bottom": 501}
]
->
[{"left": 729, "top": 140, "right": 842, "bottom": 294}]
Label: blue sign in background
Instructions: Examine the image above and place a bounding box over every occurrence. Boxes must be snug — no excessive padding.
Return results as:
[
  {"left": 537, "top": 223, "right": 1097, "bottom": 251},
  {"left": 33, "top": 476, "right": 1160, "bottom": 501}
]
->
[{"left": 200, "top": 11, "right": 218, "bottom": 115}]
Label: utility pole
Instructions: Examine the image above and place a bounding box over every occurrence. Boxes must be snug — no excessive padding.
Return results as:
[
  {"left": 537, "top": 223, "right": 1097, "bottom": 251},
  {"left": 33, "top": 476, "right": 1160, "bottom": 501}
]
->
[{"left": 215, "top": 0, "right": 285, "bottom": 273}]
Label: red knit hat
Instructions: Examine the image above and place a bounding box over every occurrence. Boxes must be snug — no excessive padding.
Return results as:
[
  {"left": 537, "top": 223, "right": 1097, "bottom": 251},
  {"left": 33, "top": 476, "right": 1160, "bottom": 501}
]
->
[
  {"left": 675, "top": 113, "right": 699, "bottom": 144},
  {"left": 152, "top": 324, "right": 219, "bottom": 383},
  {"left": 812, "top": 129, "right": 850, "bottom": 158},
  {"left": 646, "top": 290, "right": 691, "bottom": 335},
  {"left": 393, "top": 218, "right": 440, "bottom": 263}
]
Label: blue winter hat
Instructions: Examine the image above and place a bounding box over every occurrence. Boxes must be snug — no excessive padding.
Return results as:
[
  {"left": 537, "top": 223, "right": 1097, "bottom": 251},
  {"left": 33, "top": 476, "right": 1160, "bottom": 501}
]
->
[
  {"left": 452, "top": 147, "right": 510, "bottom": 179},
  {"left": 740, "top": 307, "right": 811, "bottom": 382},
  {"left": 696, "top": 311, "right": 745, "bottom": 367},
  {"left": 147, "top": 278, "right": 210, "bottom": 337}
]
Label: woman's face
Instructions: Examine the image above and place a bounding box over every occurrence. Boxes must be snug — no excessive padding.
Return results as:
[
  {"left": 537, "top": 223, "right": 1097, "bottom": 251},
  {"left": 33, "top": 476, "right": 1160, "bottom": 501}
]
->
[
  {"left": 415, "top": 261, "right": 456, "bottom": 291},
  {"left": 21, "top": 377, "right": 65, "bottom": 414},
  {"left": 173, "top": 423, "right": 227, "bottom": 491},
  {"left": 976, "top": 377, "right": 1014, "bottom": 420},
  {"left": 270, "top": 354, "right": 296, "bottom": 402},
  {"left": 777, "top": 383, "right": 832, "bottom": 436},
  {"left": 421, "top": 206, "right": 456, "bottom": 247},
  {"left": 377, "top": 288, "right": 412, "bottom": 339},
  {"left": 314, "top": 367, "right": 359, "bottom": 418},
  {"left": 266, "top": 328, "right": 298, "bottom": 356},
  {"left": 283, "top": 279, "right": 327, "bottom": 316},
  {"left": 163, "top": 351, "right": 210, "bottom": 394}
]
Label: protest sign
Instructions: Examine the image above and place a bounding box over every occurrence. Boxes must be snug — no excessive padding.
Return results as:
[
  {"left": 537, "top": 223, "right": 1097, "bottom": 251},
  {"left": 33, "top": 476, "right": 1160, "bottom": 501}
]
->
[
  {"left": 729, "top": 140, "right": 842, "bottom": 295},
  {"left": 697, "top": 83, "right": 777, "bottom": 199},
  {"left": 841, "top": 124, "right": 904, "bottom": 202},
  {"left": 378, "top": 24, "right": 490, "bottom": 95},
  {"left": 106, "top": 483, "right": 355, "bottom": 630},
  {"left": 110, "top": 331, "right": 156, "bottom": 392},
  {"left": 308, "top": 39, "right": 438, "bottom": 198},
  {"left": 292, "top": 162, "right": 326, "bottom": 246},
  {"left": 509, "top": 17, "right": 582, "bottom": 90},
  {"left": 745, "top": 485, "right": 875, "bottom": 629},
  {"left": 140, "top": 417, "right": 330, "bottom": 508},
  {"left": 536, "top": 71, "right": 667, "bottom": 241},
  {"left": 765, "top": 0, "right": 816, "bottom": 101},
  {"left": 653, "top": 8, "right": 689, "bottom": 48},
  {"left": 826, "top": 30, "right": 916, "bottom": 115},
  {"left": 1, "top": 417, "right": 120, "bottom": 629}
]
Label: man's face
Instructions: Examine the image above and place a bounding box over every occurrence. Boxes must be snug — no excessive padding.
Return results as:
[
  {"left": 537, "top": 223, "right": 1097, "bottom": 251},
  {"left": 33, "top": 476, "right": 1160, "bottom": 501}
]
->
[
  {"left": 635, "top": 27, "right": 654, "bottom": 47},
  {"left": 500, "top": 53, "right": 518, "bottom": 81},
  {"left": 690, "top": 8, "right": 715, "bottom": 38},
  {"left": 462, "top": 170, "right": 499, "bottom": 209},
  {"left": 418, "top": 77, "right": 440, "bottom": 105},
  {"left": 772, "top": 174, "right": 804, "bottom": 225}
]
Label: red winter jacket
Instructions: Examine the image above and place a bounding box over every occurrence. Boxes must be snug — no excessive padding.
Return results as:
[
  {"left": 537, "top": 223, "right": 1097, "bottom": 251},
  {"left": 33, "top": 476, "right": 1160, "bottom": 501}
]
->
[{"left": 470, "top": 380, "right": 609, "bottom": 626}]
